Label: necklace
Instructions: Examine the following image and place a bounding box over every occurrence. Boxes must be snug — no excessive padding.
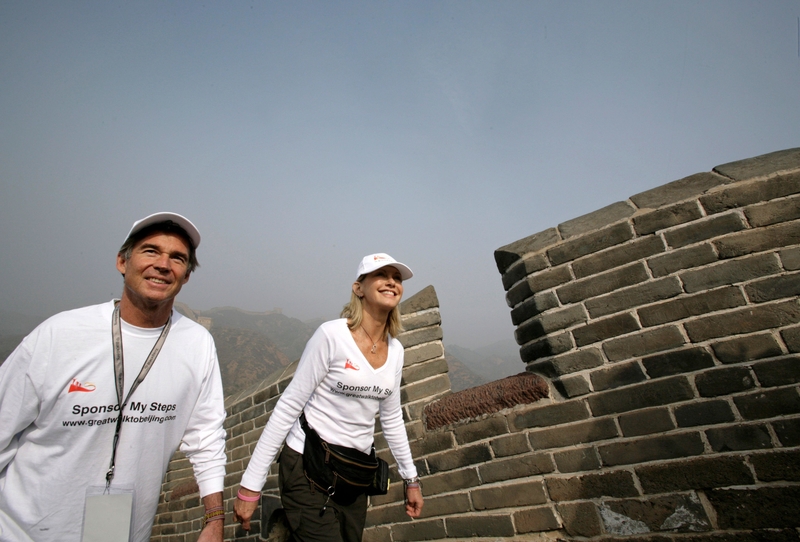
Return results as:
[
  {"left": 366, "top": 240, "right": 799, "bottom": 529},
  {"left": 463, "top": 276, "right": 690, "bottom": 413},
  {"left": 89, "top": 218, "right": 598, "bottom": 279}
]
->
[{"left": 361, "top": 325, "right": 383, "bottom": 354}]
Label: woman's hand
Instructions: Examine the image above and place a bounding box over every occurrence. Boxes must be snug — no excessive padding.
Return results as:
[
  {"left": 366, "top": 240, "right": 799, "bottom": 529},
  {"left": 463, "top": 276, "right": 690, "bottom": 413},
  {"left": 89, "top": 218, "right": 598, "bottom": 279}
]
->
[
  {"left": 405, "top": 485, "right": 423, "bottom": 518},
  {"left": 233, "top": 486, "right": 261, "bottom": 531}
]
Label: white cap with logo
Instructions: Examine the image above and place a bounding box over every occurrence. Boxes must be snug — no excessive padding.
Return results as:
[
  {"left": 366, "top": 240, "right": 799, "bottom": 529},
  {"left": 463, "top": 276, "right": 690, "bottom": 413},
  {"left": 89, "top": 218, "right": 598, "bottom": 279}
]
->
[
  {"left": 125, "top": 212, "right": 201, "bottom": 248},
  {"left": 356, "top": 253, "right": 413, "bottom": 281}
]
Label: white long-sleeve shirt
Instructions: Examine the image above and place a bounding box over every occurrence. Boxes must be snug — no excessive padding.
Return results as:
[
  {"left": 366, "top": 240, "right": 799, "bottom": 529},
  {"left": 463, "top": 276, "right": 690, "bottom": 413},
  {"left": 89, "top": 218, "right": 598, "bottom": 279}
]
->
[
  {"left": 240, "top": 318, "right": 417, "bottom": 492},
  {"left": 0, "top": 301, "right": 227, "bottom": 542}
]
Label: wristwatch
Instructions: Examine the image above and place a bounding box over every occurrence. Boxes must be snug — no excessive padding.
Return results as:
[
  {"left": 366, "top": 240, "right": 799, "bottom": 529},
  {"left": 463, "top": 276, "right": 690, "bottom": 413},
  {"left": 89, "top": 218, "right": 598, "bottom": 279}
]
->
[{"left": 403, "top": 476, "right": 421, "bottom": 488}]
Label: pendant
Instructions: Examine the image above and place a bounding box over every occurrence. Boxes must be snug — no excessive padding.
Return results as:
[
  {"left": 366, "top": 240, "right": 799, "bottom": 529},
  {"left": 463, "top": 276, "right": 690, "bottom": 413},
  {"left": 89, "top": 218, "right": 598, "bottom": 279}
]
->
[{"left": 371, "top": 344, "right": 377, "bottom": 354}]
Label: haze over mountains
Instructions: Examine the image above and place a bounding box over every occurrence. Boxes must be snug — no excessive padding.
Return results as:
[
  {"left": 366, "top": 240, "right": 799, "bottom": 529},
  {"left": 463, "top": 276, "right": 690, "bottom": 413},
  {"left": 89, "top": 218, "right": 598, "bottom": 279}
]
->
[{"left": 0, "top": 306, "right": 521, "bottom": 395}]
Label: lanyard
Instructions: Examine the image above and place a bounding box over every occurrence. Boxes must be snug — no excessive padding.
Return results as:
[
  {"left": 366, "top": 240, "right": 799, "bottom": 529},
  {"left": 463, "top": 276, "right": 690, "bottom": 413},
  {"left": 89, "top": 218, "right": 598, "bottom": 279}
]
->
[{"left": 106, "top": 303, "right": 171, "bottom": 490}]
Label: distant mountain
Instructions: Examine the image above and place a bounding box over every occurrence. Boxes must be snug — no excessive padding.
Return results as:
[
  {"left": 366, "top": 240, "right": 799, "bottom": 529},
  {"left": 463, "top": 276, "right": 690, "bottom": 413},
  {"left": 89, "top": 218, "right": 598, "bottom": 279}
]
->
[
  {"left": 209, "top": 326, "right": 292, "bottom": 396},
  {"left": 445, "top": 340, "right": 525, "bottom": 383},
  {"left": 444, "top": 352, "right": 487, "bottom": 392}
]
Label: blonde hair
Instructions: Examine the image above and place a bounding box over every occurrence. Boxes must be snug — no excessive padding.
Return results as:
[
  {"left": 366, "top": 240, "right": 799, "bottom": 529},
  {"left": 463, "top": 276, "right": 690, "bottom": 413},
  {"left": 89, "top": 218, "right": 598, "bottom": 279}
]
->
[{"left": 340, "top": 279, "right": 404, "bottom": 339}]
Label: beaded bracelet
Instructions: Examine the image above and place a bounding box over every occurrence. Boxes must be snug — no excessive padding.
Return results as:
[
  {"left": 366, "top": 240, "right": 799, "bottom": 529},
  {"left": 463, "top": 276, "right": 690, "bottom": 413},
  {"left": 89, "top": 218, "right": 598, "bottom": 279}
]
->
[
  {"left": 204, "top": 507, "right": 225, "bottom": 525},
  {"left": 237, "top": 489, "right": 261, "bottom": 502}
]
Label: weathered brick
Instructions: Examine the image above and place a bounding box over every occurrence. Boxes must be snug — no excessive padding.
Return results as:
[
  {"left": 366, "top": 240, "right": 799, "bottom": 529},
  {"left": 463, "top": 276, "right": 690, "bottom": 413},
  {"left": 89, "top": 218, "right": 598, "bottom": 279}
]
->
[
  {"left": 472, "top": 480, "right": 547, "bottom": 510},
  {"left": 548, "top": 222, "right": 635, "bottom": 266},
  {"left": 390, "top": 518, "right": 446, "bottom": 541},
  {"left": 505, "top": 277, "right": 533, "bottom": 308},
  {"left": 781, "top": 247, "right": 800, "bottom": 270},
  {"left": 404, "top": 342, "right": 444, "bottom": 365},
  {"left": 637, "top": 455, "right": 754, "bottom": 493},
  {"left": 559, "top": 201, "right": 636, "bottom": 239},
  {"left": 508, "top": 265, "right": 572, "bottom": 306},
  {"left": 638, "top": 286, "right": 747, "bottom": 327},
  {"left": 750, "top": 449, "right": 800, "bottom": 482},
  {"left": 528, "top": 418, "right": 618, "bottom": 450},
  {"left": 695, "top": 366, "right": 756, "bottom": 397},
  {"left": 734, "top": 388, "right": 800, "bottom": 420},
  {"left": 400, "top": 284, "right": 440, "bottom": 314},
  {"left": 715, "top": 220, "right": 800, "bottom": 260},
  {"left": 495, "top": 228, "right": 560, "bottom": 274},
  {"left": 426, "top": 444, "right": 492, "bottom": 474},
  {"left": 681, "top": 253, "right": 782, "bottom": 294},
  {"left": 712, "top": 333, "right": 783, "bottom": 363},
  {"left": 422, "top": 468, "right": 480, "bottom": 496},
  {"left": 572, "top": 313, "right": 640, "bottom": 347},
  {"left": 400, "top": 310, "right": 441, "bottom": 334},
  {"left": 586, "top": 277, "right": 683, "bottom": 319},
  {"left": 478, "top": 453, "right": 554, "bottom": 483},
  {"left": 752, "top": 356, "right": 800, "bottom": 387},
  {"left": 782, "top": 325, "right": 800, "bottom": 352},
  {"left": 530, "top": 348, "right": 605, "bottom": 377},
  {"left": 708, "top": 159, "right": 800, "bottom": 199},
  {"left": 513, "top": 506, "right": 560, "bottom": 533},
  {"left": 665, "top": 212, "right": 748, "bottom": 249},
  {"left": 773, "top": 417, "right": 800, "bottom": 446},
  {"left": 554, "top": 447, "right": 601, "bottom": 473},
  {"left": 520, "top": 332, "right": 573, "bottom": 362},
  {"left": 642, "top": 347, "right": 715, "bottom": 378},
  {"left": 489, "top": 433, "right": 529, "bottom": 458},
  {"left": 746, "top": 193, "right": 800, "bottom": 227},
  {"left": 589, "top": 376, "right": 695, "bottom": 416},
  {"left": 501, "top": 253, "right": 549, "bottom": 291},
  {"left": 598, "top": 432, "right": 705, "bottom": 466},
  {"left": 601, "top": 493, "right": 711, "bottom": 534},
  {"left": 745, "top": 272, "right": 800, "bottom": 303},
  {"left": 647, "top": 243, "right": 718, "bottom": 278},
  {"left": 632, "top": 171, "right": 732, "bottom": 209},
  {"left": 557, "top": 262, "right": 649, "bottom": 305},
  {"left": 573, "top": 236, "right": 666, "bottom": 278},
  {"left": 706, "top": 423, "right": 772, "bottom": 452},
  {"left": 618, "top": 407, "right": 676, "bottom": 437},
  {"left": 547, "top": 470, "right": 638, "bottom": 501},
  {"left": 715, "top": 148, "right": 800, "bottom": 179},
  {"left": 675, "top": 399, "right": 735, "bottom": 427},
  {"left": 708, "top": 486, "right": 800, "bottom": 529},
  {"left": 557, "top": 501, "right": 603, "bottom": 537},
  {"left": 453, "top": 416, "right": 508, "bottom": 445},
  {"left": 552, "top": 375, "right": 592, "bottom": 398},
  {"left": 684, "top": 299, "right": 800, "bottom": 342},
  {"left": 409, "top": 430, "right": 454, "bottom": 457},
  {"left": 633, "top": 201, "right": 705, "bottom": 236},
  {"left": 590, "top": 361, "right": 647, "bottom": 391},
  {"left": 397, "top": 326, "right": 443, "bottom": 349},
  {"left": 510, "top": 291, "right": 559, "bottom": 326},
  {"left": 419, "top": 493, "right": 471, "bottom": 518},
  {"left": 401, "top": 373, "right": 449, "bottom": 403},
  {"left": 603, "top": 325, "right": 685, "bottom": 362},
  {"left": 445, "top": 514, "right": 515, "bottom": 538},
  {"left": 511, "top": 400, "right": 590, "bottom": 430},
  {"left": 515, "top": 305, "right": 587, "bottom": 344}
]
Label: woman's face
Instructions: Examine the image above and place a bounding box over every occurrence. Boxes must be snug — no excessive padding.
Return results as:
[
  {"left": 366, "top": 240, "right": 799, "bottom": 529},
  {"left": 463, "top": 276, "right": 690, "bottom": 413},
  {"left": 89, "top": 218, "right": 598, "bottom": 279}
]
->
[{"left": 354, "top": 265, "right": 404, "bottom": 312}]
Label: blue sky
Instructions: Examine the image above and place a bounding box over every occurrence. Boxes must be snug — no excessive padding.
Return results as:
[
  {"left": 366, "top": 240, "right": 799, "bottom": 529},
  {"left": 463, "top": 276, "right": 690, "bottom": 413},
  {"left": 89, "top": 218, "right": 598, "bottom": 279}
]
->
[{"left": 1, "top": 1, "right": 798, "bottom": 348}]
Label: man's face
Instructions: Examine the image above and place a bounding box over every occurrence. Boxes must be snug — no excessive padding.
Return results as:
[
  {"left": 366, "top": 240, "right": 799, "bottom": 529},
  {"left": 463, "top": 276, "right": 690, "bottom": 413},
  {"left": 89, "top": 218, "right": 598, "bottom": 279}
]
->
[{"left": 116, "top": 232, "right": 192, "bottom": 310}]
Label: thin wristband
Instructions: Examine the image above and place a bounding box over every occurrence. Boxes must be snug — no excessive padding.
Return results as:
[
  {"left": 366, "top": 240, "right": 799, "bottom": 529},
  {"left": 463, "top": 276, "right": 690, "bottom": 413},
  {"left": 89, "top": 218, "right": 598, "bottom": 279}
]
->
[{"left": 237, "top": 489, "right": 261, "bottom": 502}]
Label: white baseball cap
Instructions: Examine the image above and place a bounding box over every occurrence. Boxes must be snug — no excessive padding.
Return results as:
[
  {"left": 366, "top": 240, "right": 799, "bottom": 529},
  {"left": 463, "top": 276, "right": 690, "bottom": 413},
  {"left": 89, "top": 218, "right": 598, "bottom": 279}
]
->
[
  {"left": 125, "top": 212, "right": 201, "bottom": 248},
  {"left": 356, "top": 253, "right": 413, "bottom": 281}
]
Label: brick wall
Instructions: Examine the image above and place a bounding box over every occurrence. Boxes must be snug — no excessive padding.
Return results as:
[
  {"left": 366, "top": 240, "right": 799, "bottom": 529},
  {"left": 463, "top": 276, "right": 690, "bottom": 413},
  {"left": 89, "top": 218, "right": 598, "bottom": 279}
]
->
[{"left": 153, "top": 147, "right": 800, "bottom": 541}]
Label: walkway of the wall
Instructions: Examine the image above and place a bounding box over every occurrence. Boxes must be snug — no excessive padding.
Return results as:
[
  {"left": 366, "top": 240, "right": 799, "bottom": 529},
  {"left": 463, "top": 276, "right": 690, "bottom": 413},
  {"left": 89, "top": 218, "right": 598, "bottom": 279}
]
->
[
  {"left": 492, "top": 147, "right": 800, "bottom": 539},
  {"left": 152, "top": 147, "right": 800, "bottom": 541}
]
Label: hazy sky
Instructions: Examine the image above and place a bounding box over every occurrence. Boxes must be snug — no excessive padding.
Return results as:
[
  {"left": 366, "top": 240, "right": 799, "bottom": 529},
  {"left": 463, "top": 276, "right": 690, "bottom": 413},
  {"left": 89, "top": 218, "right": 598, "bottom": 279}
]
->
[{"left": 1, "top": 1, "right": 798, "bottom": 348}]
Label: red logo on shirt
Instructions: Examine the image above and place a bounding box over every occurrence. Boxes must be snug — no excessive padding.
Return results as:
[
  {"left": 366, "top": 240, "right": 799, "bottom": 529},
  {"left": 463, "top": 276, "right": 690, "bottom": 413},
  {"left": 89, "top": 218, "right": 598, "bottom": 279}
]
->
[
  {"left": 345, "top": 359, "right": 360, "bottom": 371},
  {"left": 68, "top": 378, "right": 96, "bottom": 393}
]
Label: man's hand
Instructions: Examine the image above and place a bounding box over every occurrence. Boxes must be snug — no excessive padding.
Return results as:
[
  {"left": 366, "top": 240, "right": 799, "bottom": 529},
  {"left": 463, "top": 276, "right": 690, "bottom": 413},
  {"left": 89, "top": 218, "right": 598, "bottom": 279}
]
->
[
  {"left": 197, "top": 492, "right": 224, "bottom": 542},
  {"left": 233, "top": 486, "right": 260, "bottom": 531},
  {"left": 405, "top": 486, "right": 423, "bottom": 518}
]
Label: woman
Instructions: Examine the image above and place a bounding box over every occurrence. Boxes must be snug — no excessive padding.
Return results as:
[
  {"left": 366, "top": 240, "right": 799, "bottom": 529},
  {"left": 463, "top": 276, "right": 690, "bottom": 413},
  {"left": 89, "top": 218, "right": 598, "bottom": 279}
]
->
[{"left": 234, "top": 253, "right": 423, "bottom": 541}]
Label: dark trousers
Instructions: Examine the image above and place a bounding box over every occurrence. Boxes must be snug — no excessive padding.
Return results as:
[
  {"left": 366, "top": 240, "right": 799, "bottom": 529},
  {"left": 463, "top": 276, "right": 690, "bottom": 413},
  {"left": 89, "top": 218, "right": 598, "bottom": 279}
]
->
[{"left": 279, "top": 446, "right": 368, "bottom": 542}]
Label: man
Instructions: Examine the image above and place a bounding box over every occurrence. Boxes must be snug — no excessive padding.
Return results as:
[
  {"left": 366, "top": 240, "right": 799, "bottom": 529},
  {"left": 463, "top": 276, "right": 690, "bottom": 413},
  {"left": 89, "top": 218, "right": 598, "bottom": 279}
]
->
[{"left": 0, "top": 212, "right": 226, "bottom": 542}]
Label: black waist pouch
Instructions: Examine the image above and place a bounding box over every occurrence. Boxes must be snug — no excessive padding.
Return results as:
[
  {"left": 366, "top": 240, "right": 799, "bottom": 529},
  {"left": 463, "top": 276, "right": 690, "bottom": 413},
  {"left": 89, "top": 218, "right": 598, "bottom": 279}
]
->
[{"left": 300, "top": 413, "right": 389, "bottom": 497}]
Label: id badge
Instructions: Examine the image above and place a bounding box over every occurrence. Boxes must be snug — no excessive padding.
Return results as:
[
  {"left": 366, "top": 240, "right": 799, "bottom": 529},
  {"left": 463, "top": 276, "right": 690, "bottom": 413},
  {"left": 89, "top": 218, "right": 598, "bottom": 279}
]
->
[{"left": 81, "top": 486, "right": 134, "bottom": 542}]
